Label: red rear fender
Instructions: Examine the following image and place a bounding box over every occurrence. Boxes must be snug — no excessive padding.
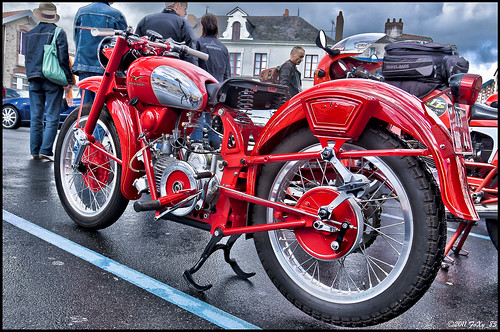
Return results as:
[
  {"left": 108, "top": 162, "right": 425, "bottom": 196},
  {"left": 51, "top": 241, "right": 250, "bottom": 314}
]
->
[{"left": 252, "top": 79, "right": 478, "bottom": 220}]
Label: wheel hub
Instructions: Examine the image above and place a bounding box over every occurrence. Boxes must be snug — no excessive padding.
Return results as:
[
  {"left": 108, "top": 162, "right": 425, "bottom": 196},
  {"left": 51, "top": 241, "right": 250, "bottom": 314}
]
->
[
  {"left": 294, "top": 187, "right": 364, "bottom": 260},
  {"left": 80, "top": 141, "right": 111, "bottom": 191}
]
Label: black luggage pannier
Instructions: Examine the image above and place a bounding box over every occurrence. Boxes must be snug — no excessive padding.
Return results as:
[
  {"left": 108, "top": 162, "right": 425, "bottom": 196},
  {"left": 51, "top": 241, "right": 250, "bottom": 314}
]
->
[{"left": 382, "top": 42, "right": 469, "bottom": 98}]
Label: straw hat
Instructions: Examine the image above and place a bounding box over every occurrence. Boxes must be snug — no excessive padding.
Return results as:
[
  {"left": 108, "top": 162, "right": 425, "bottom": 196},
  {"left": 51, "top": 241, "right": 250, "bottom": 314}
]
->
[{"left": 33, "top": 2, "right": 60, "bottom": 23}]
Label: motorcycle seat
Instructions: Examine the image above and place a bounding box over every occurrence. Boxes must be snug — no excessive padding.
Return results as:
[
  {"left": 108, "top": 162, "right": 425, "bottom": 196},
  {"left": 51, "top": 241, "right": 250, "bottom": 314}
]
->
[
  {"left": 470, "top": 103, "right": 498, "bottom": 120},
  {"left": 206, "top": 78, "right": 288, "bottom": 110}
]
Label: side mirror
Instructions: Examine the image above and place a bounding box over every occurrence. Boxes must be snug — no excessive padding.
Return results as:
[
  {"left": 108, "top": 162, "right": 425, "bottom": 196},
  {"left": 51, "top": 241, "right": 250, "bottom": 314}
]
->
[
  {"left": 316, "top": 30, "right": 328, "bottom": 49},
  {"left": 315, "top": 30, "right": 339, "bottom": 57}
]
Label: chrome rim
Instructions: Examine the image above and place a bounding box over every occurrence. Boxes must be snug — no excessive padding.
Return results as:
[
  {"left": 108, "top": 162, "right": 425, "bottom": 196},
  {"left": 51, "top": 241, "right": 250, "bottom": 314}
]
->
[
  {"left": 59, "top": 116, "right": 119, "bottom": 217},
  {"left": 2, "top": 106, "right": 18, "bottom": 128},
  {"left": 267, "top": 142, "right": 413, "bottom": 304}
]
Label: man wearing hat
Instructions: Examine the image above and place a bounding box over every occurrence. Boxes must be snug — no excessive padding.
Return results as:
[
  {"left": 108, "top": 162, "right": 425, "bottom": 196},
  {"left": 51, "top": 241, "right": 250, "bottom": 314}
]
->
[{"left": 25, "top": 2, "right": 73, "bottom": 161}]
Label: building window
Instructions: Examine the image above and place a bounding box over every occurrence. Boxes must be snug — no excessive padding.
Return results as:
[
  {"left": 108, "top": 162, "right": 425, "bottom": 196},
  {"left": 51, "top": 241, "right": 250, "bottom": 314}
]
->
[
  {"left": 304, "top": 55, "right": 318, "bottom": 79},
  {"left": 18, "top": 30, "right": 27, "bottom": 56},
  {"left": 230, "top": 53, "right": 241, "bottom": 76},
  {"left": 13, "top": 74, "right": 28, "bottom": 90},
  {"left": 253, "top": 53, "right": 267, "bottom": 76},
  {"left": 232, "top": 22, "right": 241, "bottom": 42}
]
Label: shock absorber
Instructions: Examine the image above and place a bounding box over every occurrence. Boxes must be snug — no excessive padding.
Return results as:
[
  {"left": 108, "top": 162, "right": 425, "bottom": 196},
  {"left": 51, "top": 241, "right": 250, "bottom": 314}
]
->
[{"left": 237, "top": 88, "right": 254, "bottom": 110}]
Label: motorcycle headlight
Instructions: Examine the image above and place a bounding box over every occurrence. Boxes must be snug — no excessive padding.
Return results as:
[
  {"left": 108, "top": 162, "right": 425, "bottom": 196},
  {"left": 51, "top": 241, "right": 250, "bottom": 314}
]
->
[{"left": 97, "top": 36, "right": 138, "bottom": 72}]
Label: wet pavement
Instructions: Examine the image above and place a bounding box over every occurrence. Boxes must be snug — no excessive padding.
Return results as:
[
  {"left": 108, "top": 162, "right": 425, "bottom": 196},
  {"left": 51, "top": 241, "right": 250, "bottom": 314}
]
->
[{"left": 3, "top": 127, "right": 498, "bottom": 329}]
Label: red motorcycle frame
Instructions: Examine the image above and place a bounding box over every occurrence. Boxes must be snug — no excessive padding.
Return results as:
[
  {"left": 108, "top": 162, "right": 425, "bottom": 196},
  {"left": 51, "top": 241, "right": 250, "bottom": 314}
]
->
[{"left": 54, "top": 28, "right": 480, "bottom": 327}]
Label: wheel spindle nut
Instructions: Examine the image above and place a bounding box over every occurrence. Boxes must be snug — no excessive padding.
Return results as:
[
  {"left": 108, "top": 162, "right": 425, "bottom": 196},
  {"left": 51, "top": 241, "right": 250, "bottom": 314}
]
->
[{"left": 318, "top": 207, "right": 329, "bottom": 219}]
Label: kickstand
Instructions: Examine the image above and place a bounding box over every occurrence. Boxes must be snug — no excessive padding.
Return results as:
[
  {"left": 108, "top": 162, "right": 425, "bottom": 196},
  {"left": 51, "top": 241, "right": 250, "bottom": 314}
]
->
[{"left": 183, "top": 228, "right": 255, "bottom": 291}]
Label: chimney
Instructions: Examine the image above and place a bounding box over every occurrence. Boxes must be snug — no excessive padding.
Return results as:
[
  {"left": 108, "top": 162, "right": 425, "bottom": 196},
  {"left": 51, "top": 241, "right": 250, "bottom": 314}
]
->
[
  {"left": 385, "top": 18, "right": 403, "bottom": 38},
  {"left": 335, "top": 11, "right": 344, "bottom": 42},
  {"left": 283, "top": 9, "right": 289, "bottom": 17}
]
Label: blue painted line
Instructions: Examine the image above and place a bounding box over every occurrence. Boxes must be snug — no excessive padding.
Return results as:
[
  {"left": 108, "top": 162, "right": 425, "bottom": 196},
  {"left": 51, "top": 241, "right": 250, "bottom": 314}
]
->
[
  {"left": 3, "top": 210, "right": 260, "bottom": 330},
  {"left": 447, "top": 227, "right": 491, "bottom": 240}
]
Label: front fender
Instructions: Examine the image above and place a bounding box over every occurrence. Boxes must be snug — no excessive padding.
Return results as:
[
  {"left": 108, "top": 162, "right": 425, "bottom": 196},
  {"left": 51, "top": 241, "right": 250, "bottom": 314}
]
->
[
  {"left": 77, "top": 76, "right": 142, "bottom": 200},
  {"left": 251, "top": 79, "right": 478, "bottom": 221},
  {"left": 77, "top": 76, "right": 105, "bottom": 94}
]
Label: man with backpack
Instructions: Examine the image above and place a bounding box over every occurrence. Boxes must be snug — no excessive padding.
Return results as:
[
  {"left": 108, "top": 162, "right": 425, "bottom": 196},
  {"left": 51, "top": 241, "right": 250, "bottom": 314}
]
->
[{"left": 279, "top": 46, "right": 305, "bottom": 99}]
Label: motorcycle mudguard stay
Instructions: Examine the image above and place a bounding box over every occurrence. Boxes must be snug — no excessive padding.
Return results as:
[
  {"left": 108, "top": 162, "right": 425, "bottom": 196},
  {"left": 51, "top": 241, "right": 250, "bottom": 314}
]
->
[
  {"left": 249, "top": 78, "right": 479, "bottom": 221},
  {"left": 78, "top": 77, "right": 143, "bottom": 200}
]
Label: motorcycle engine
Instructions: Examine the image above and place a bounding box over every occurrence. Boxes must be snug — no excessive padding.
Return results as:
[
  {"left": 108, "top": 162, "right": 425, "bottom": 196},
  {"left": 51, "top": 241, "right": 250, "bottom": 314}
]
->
[{"left": 153, "top": 142, "right": 221, "bottom": 217}]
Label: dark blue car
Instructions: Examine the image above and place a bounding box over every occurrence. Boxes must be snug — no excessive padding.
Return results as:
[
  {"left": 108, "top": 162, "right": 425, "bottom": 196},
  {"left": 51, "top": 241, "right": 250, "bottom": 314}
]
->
[{"left": 2, "top": 87, "right": 81, "bottom": 129}]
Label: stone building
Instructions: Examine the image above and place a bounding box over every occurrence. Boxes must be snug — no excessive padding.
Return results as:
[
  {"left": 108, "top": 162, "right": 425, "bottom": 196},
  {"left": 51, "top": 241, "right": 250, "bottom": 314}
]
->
[{"left": 2, "top": 10, "right": 37, "bottom": 90}]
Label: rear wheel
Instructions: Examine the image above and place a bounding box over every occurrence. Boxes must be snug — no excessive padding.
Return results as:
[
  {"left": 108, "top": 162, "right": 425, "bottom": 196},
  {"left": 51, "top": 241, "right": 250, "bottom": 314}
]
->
[
  {"left": 54, "top": 103, "right": 128, "bottom": 230},
  {"left": 252, "top": 126, "right": 446, "bottom": 327}
]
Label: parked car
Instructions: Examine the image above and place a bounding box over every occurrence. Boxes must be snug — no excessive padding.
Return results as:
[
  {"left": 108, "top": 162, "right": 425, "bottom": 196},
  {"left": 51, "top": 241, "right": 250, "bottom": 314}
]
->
[{"left": 2, "top": 87, "right": 81, "bottom": 129}]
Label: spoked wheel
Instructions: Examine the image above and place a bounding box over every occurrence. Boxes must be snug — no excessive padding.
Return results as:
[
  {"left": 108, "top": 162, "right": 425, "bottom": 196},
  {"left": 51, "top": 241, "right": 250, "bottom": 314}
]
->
[
  {"left": 54, "top": 103, "right": 128, "bottom": 230},
  {"left": 252, "top": 126, "right": 446, "bottom": 327}
]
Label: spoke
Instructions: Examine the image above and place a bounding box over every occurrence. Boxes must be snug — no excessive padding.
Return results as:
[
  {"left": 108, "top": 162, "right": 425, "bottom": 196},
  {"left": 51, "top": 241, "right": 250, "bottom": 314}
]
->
[
  {"left": 298, "top": 256, "right": 316, "bottom": 275},
  {"left": 307, "top": 162, "right": 319, "bottom": 187},
  {"left": 280, "top": 238, "right": 298, "bottom": 251},
  {"left": 360, "top": 247, "right": 392, "bottom": 282}
]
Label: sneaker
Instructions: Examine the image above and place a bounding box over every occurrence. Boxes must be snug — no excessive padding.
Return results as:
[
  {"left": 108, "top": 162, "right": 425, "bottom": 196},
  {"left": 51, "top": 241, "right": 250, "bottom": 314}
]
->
[{"left": 38, "top": 154, "right": 54, "bottom": 162}]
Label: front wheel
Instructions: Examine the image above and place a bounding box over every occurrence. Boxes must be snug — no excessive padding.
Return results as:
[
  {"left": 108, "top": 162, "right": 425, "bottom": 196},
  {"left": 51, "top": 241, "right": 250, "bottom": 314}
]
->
[
  {"left": 54, "top": 103, "right": 129, "bottom": 230},
  {"left": 252, "top": 126, "right": 446, "bottom": 327}
]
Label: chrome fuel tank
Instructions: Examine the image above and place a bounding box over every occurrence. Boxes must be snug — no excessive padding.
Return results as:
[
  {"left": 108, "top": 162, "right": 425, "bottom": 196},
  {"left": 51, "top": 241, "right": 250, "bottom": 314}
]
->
[{"left": 126, "top": 56, "right": 217, "bottom": 110}]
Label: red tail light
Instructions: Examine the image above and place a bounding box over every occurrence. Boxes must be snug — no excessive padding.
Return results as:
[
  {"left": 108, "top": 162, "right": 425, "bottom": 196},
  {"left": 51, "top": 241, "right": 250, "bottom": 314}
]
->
[{"left": 449, "top": 73, "right": 482, "bottom": 105}]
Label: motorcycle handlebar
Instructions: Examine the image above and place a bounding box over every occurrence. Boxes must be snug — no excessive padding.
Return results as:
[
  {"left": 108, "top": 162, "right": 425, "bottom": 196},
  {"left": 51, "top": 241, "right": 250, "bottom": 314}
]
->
[
  {"left": 173, "top": 44, "right": 209, "bottom": 61},
  {"left": 91, "top": 28, "right": 120, "bottom": 37},
  {"left": 90, "top": 28, "right": 209, "bottom": 61}
]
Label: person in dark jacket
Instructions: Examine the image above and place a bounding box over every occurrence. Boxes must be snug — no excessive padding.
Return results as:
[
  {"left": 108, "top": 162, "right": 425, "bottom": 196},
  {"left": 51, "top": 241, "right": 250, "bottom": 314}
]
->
[
  {"left": 136, "top": 2, "right": 197, "bottom": 65},
  {"left": 195, "top": 14, "right": 231, "bottom": 82},
  {"left": 279, "top": 46, "right": 305, "bottom": 99},
  {"left": 73, "top": 2, "right": 128, "bottom": 104},
  {"left": 25, "top": 2, "right": 73, "bottom": 161},
  {"left": 190, "top": 13, "right": 231, "bottom": 148}
]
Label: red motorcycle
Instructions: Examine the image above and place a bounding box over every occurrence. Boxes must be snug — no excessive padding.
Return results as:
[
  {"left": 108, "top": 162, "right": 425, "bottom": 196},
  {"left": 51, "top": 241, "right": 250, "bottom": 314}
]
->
[
  {"left": 55, "top": 27, "right": 480, "bottom": 327},
  {"left": 314, "top": 31, "right": 497, "bottom": 262}
]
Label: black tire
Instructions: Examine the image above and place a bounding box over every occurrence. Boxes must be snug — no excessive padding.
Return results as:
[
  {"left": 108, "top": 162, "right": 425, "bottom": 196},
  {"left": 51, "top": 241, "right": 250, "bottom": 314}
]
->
[
  {"left": 252, "top": 126, "right": 446, "bottom": 327},
  {"left": 485, "top": 218, "right": 498, "bottom": 250},
  {"left": 54, "top": 103, "right": 129, "bottom": 230},
  {"left": 2, "top": 105, "right": 20, "bottom": 129}
]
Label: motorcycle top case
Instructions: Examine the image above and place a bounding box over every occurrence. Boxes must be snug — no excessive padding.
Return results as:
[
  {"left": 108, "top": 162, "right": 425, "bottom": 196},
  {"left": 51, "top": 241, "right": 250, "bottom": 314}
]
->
[{"left": 382, "top": 42, "right": 469, "bottom": 83}]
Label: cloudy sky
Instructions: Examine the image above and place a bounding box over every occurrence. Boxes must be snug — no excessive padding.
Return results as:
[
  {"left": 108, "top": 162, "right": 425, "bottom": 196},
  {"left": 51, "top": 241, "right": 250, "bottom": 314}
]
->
[{"left": 3, "top": 2, "right": 498, "bottom": 81}]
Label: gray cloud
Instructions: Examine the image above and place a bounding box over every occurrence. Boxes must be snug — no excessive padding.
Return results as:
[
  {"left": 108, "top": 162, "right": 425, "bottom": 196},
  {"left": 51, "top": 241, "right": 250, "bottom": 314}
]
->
[{"left": 3, "top": 2, "right": 497, "bottom": 77}]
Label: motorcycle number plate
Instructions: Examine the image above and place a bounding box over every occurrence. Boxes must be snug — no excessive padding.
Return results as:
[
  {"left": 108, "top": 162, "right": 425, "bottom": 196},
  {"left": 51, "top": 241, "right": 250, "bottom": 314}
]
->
[{"left": 448, "top": 105, "right": 473, "bottom": 155}]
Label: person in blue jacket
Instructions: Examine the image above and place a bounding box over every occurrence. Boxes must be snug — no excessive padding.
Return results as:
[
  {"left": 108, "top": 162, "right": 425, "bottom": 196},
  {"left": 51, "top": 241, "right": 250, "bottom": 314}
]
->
[
  {"left": 25, "top": 2, "right": 73, "bottom": 161},
  {"left": 73, "top": 2, "right": 127, "bottom": 104}
]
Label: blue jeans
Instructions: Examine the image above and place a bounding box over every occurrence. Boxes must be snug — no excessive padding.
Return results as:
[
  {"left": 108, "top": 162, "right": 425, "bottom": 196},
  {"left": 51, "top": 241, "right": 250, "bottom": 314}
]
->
[
  {"left": 77, "top": 71, "right": 99, "bottom": 105},
  {"left": 190, "top": 112, "right": 222, "bottom": 148},
  {"left": 29, "top": 78, "right": 64, "bottom": 157}
]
